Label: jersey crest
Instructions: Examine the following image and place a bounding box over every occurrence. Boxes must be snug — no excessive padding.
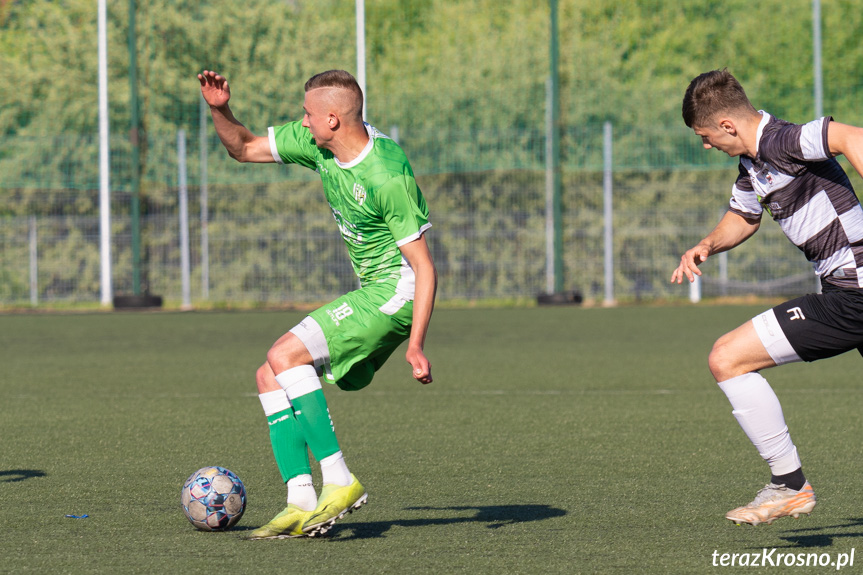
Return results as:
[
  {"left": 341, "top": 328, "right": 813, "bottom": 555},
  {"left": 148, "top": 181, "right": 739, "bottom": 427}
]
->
[{"left": 352, "top": 182, "right": 367, "bottom": 206}]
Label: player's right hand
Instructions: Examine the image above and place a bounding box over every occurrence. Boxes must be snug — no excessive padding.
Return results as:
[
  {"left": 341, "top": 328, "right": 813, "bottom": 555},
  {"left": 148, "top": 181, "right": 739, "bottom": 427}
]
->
[
  {"left": 198, "top": 70, "right": 231, "bottom": 108},
  {"left": 406, "top": 347, "right": 433, "bottom": 385},
  {"left": 670, "top": 245, "right": 710, "bottom": 284}
]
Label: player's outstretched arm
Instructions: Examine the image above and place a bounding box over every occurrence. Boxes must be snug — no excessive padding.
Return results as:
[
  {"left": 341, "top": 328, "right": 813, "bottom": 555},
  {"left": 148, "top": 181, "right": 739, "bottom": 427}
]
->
[
  {"left": 399, "top": 235, "right": 437, "bottom": 384},
  {"left": 671, "top": 211, "right": 760, "bottom": 284},
  {"left": 828, "top": 121, "right": 863, "bottom": 180},
  {"left": 197, "top": 70, "right": 273, "bottom": 163}
]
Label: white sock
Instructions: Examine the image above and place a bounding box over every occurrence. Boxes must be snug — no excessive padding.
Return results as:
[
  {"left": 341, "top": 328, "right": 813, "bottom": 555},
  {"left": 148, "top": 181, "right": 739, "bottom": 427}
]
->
[
  {"left": 717, "top": 372, "right": 801, "bottom": 475},
  {"left": 320, "top": 451, "right": 351, "bottom": 487},
  {"left": 287, "top": 474, "right": 317, "bottom": 511},
  {"left": 258, "top": 389, "right": 291, "bottom": 416},
  {"left": 274, "top": 365, "right": 321, "bottom": 400}
]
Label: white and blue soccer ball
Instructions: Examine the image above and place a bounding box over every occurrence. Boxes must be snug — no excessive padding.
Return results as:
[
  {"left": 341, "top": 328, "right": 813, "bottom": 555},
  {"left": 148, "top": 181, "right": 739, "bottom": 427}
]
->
[{"left": 181, "top": 466, "right": 246, "bottom": 531}]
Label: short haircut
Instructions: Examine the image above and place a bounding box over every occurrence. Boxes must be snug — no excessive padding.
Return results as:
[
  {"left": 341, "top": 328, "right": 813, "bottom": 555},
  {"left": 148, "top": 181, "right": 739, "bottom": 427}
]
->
[
  {"left": 681, "top": 69, "right": 757, "bottom": 128},
  {"left": 304, "top": 70, "right": 364, "bottom": 121}
]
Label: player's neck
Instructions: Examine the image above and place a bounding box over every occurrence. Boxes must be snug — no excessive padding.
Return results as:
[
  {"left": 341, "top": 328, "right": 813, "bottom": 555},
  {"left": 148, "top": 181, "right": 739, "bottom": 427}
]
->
[
  {"left": 739, "top": 111, "right": 764, "bottom": 158},
  {"left": 327, "top": 125, "right": 370, "bottom": 164}
]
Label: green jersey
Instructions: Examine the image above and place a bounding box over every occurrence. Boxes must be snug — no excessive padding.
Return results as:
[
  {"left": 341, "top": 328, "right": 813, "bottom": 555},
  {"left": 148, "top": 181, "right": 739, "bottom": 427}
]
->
[{"left": 268, "top": 121, "right": 431, "bottom": 298}]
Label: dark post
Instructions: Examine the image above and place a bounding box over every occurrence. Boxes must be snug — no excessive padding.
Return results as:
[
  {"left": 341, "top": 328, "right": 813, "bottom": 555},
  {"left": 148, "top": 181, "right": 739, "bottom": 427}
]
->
[
  {"left": 129, "top": 0, "right": 141, "bottom": 295},
  {"left": 549, "top": 0, "right": 563, "bottom": 293}
]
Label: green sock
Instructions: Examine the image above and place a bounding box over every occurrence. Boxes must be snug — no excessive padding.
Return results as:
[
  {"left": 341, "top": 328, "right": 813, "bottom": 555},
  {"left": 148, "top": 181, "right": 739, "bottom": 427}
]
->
[
  {"left": 266, "top": 408, "right": 311, "bottom": 483},
  {"left": 290, "top": 389, "right": 341, "bottom": 461}
]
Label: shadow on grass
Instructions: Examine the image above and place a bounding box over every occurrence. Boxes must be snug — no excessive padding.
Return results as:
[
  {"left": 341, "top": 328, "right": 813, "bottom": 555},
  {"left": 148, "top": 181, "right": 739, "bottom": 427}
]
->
[
  {"left": 0, "top": 469, "right": 47, "bottom": 482},
  {"left": 327, "top": 504, "right": 567, "bottom": 540},
  {"left": 780, "top": 517, "right": 863, "bottom": 549},
  {"left": 743, "top": 518, "right": 863, "bottom": 549}
]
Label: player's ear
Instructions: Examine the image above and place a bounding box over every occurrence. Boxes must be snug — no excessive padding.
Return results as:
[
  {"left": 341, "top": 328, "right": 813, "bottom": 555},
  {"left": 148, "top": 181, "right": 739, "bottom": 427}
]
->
[
  {"left": 328, "top": 113, "right": 339, "bottom": 130},
  {"left": 719, "top": 118, "right": 737, "bottom": 135}
]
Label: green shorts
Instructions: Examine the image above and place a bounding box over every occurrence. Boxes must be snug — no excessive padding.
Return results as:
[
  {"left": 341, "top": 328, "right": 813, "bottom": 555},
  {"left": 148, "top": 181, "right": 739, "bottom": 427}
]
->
[{"left": 304, "top": 283, "right": 413, "bottom": 391}]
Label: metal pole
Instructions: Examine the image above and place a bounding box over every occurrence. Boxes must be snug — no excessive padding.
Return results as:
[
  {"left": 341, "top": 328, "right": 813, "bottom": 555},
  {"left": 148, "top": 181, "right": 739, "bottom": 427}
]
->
[
  {"left": 813, "top": 0, "right": 823, "bottom": 119},
  {"left": 129, "top": 0, "right": 142, "bottom": 295},
  {"left": 178, "top": 130, "right": 191, "bottom": 310},
  {"left": 603, "top": 122, "right": 614, "bottom": 305},
  {"left": 29, "top": 215, "right": 38, "bottom": 307},
  {"left": 689, "top": 274, "right": 701, "bottom": 304},
  {"left": 199, "top": 96, "right": 209, "bottom": 300},
  {"left": 356, "top": 0, "right": 366, "bottom": 120},
  {"left": 98, "top": 0, "right": 112, "bottom": 306},
  {"left": 545, "top": 77, "right": 555, "bottom": 294},
  {"left": 547, "top": 0, "right": 563, "bottom": 294}
]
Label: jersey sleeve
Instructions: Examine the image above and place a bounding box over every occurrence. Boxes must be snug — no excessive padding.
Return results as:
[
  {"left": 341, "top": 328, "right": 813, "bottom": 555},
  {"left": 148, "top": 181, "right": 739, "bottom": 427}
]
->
[
  {"left": 799, "top": 116, "right": 832, "bottom": 161},
  {"left": 763, "top": 117, "right": 833, "bottom": 164},
  {"left": 267, "top": 121, "right": 319, "bottom": 170},
  {"left": 375, "top": 175, "right": 431, "bottom": 247},
  {"left": 729, "top": 162, "right": 763, "bottom": 220}
]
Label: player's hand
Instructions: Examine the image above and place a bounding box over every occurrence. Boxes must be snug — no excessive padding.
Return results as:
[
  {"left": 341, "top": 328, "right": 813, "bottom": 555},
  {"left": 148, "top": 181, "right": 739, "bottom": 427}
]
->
[
  {"left": 198, "top": 70, "right": 231, "bottom": 108},
  {"left": 406, "top": 346, "right": 433, "bottom": 384},
  {"left": 670, "top": 245, "right": 710, "bottom": 284}
]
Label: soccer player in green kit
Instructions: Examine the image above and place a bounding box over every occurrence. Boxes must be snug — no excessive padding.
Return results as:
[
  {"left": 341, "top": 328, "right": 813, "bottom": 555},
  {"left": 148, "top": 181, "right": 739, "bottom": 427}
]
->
[{"left": 198, "top": 69, "right": 437, "bottom": 538}]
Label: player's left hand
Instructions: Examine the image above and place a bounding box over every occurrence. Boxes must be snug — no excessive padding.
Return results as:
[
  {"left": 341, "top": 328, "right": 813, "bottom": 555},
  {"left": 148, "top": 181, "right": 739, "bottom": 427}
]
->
[{"left": 406, "top": 347, "right": 433, "bottom": 384}]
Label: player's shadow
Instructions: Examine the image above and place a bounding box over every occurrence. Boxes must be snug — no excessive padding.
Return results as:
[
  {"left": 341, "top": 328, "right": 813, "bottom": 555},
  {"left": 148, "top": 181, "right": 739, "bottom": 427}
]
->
[
  {"left": 746, "top": 517, "right": 863, "bottom": 549},
  {"left": 0, "top": 469, "right": 47, "bottom": 483},
  {"left": 326, "top": 504, "right": 567, "bottom": 540}
]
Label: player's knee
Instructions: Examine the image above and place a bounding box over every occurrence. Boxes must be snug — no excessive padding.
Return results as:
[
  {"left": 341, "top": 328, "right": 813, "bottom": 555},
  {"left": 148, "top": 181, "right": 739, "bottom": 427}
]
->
[
  {"left": 266, "top": 341, "right": 296, "bottom": 374},
  {"left": 708, "top": 336, "right": 738, "bottom": 382},
  {"left": 265, "top": 346, "right": 281, "bottom": 371},
  {"left": 255, "top": 363, "right": 274, "bottom": 394}
]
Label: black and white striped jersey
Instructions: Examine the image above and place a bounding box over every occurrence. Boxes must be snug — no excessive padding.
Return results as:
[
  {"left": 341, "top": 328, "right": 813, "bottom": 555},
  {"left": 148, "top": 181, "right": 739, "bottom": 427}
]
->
[{"left": 729, "top": 112, "right": 863, "bottom": 288}]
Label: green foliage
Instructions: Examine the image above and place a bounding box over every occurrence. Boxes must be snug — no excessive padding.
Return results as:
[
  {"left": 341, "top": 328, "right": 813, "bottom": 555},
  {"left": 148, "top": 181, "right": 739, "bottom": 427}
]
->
[
  {"left": 5, "top": 0, "right": 860, "bottom": 176},
  {"left": 2, "top": 0, "right": 860, "bottom": 304}
]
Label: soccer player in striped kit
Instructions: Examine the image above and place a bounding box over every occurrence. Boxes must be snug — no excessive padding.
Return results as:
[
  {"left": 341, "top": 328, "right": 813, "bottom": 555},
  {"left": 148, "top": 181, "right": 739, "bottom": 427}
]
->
[{"left": 672, "top": 69, "right": 863, "bottom": 525}]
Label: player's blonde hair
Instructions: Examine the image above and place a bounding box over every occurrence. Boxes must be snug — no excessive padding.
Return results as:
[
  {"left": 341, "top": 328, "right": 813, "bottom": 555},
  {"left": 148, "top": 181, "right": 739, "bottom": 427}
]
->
[
  {"left": 304, "top": 70, "right": 364, "bottom": 122},
  {"left": 682, "top": 69, "right": 758, "bottom": 128}
]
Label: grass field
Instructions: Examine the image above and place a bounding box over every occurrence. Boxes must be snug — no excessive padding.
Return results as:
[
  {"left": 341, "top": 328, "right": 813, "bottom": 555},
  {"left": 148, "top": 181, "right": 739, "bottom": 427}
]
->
[{"left": 3, "top": 306, "right": 863, "bottom": 574}]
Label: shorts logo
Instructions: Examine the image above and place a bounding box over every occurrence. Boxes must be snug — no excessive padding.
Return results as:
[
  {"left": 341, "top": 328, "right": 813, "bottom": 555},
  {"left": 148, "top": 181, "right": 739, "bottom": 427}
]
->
[
  {"left": 353, "top": 182, "right": 366, "bottom": 205},
  {"left": 327, "top": 302, "right": 354, "bottom": 326},
  {"left": 760, "top": 313, "right": 776, "bottom": 336},
  {"left": 787, "top": 307, "right": 806, "bottom": 321}
]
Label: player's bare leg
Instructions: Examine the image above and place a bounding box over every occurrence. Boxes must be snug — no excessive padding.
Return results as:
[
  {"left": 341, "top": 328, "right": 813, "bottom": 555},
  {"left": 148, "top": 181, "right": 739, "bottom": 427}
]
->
[
  {"left": 250, "top": 341, "right": 320, "bottom": 539},
  {"left": 268, "top": 331, "right": 366, "bottom": 536},
  {"left": 710, "top": 318, "right": 815, "bottom": 525}
]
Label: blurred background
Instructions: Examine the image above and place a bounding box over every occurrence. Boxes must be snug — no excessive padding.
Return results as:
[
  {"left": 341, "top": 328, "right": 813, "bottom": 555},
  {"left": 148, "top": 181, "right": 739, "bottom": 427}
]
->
[{"left": 2, "top": 0, "right": 861, "bottom": 308}]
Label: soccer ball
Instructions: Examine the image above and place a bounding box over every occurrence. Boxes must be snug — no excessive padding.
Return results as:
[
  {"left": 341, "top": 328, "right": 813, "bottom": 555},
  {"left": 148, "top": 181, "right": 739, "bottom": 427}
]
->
[{"left": 181, "top": 466, "right": 246, "bottom": 531}]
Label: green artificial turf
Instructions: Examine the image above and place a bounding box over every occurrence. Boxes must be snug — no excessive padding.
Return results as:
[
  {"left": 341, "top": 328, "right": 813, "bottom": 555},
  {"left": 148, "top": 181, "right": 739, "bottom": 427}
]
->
[{"left": 2, "top": 306, "right": 862, "bottom": 573}]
